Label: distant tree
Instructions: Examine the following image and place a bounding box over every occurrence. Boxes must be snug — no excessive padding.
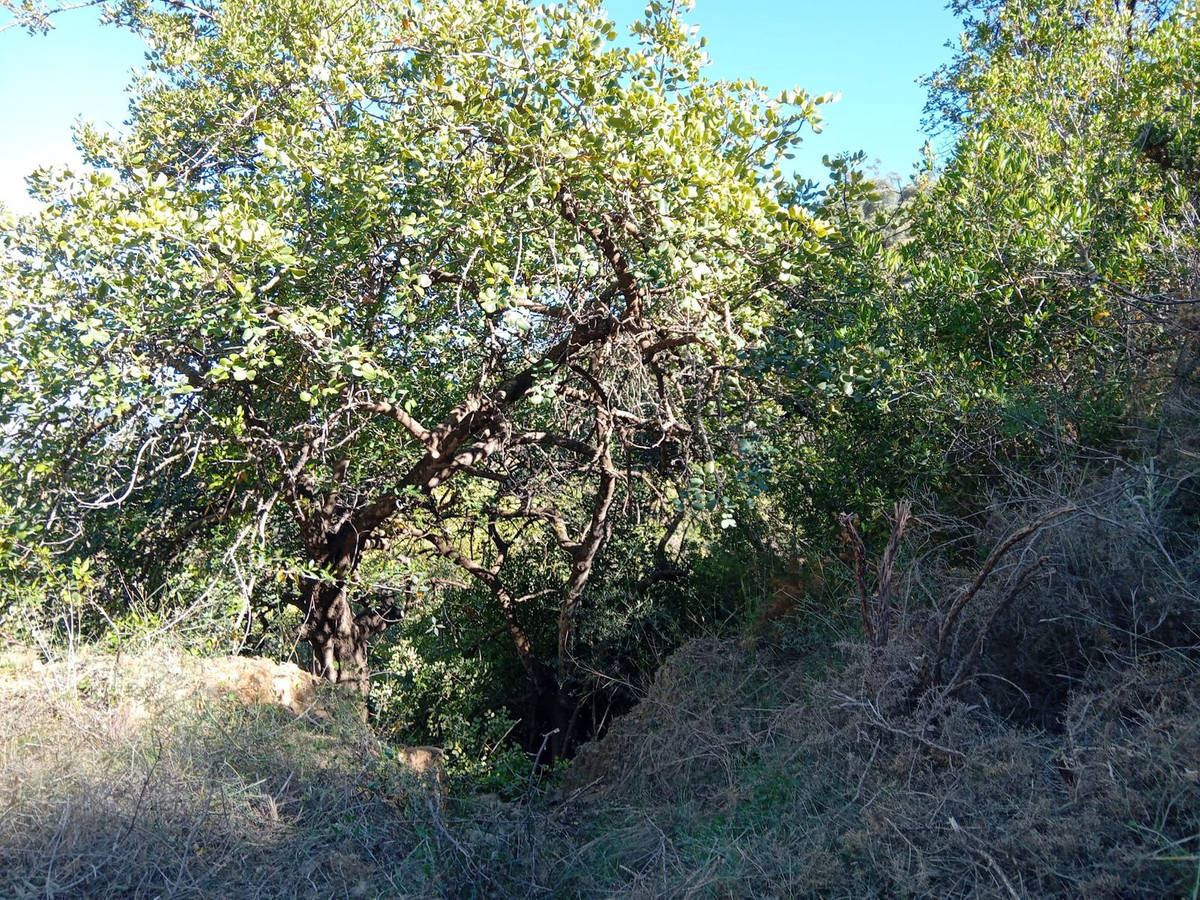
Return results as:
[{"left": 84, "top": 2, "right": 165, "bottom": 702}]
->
[{"left": 914, "top": 0, "right": 1199, "bottom": 436}]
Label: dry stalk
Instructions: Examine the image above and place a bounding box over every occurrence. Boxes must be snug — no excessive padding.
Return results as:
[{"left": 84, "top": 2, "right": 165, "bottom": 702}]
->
[
  {"left": 945, "top": 557, "right": 1050, "bottom": 696},
  {"left": 932, "top": 506, "right": 1077, "bottom": 686},
  {"left": 832, "top": 691, "right": 967, "bottom": 762},
  {"left": 876, "top": 500, "right": 912, "bottom": 649},
  {"left": 840, "top": 501, "right": 912, "bottom": 650},
  {"left": 949, "top": 816, "right": 1023, "bottom": 900},
  {"left": 840, "top": 512, "right": 873, "bottom": 645}
]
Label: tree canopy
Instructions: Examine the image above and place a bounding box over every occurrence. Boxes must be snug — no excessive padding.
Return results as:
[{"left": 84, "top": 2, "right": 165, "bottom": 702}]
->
[{"left": 1, "top": 0, "right": 835, "bottom": 750}]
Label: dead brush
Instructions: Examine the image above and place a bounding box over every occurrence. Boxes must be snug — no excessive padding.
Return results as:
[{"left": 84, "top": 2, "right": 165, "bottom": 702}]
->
[
  {"left": 534, "top": 413, "right": 1200, "bottom": 895},
  {"left": 550, "top": 598, "right": 1200, "bottom": 896},
  {"left": 840, "top": 500, "right": 1074, "bottom": 691},
  {"left": 838, "top": 462, "right": 1200, "bottom": 723}
]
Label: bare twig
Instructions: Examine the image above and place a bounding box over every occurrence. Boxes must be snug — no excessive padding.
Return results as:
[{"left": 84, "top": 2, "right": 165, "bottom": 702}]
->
[{"left": 840, "top": 501, "right": 912, "bottom": 649}]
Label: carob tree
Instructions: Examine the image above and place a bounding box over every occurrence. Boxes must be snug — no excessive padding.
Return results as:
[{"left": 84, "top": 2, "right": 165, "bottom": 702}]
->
[{"left": 1, "top": 0, "right": 829, "bottom": 746}]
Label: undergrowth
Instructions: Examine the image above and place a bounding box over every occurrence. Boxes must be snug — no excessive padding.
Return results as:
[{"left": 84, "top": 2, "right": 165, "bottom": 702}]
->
[
  {"left": 551, "top": 457, "right": 1200, "bottom": 899},
  {"left": 3, "top": 453, "right": 1199, "bottom": 899}
]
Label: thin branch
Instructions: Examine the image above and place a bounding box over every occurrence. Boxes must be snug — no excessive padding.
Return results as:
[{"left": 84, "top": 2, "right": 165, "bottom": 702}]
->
[{"left": 934, "top": 506, "right": 1077, "bottom": 684}]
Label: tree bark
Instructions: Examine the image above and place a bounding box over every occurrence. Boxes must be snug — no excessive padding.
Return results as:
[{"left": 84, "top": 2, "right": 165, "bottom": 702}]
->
[
  {"left": 298, "top": 578, "right": 371, "bottom": 694},
  {"left": 295, "top": 524, "right": 376, "bottom": 694}
]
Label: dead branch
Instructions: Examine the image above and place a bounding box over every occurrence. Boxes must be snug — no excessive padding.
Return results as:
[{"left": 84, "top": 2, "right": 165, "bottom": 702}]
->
[
  {"left": 840, "top": 501, "right": 911, "bottom": 649},
  {"left": 933, "top": 506, "right": 1077, "bottom": 686}
]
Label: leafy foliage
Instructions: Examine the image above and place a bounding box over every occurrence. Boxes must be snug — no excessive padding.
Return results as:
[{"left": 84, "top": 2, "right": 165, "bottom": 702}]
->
[
  {"left": 757, "top": 0, "right": 1200, "bottom": 550},
  {"left": 3, "top": 0, "right": 1200, "bottom": 800},
  {"left": 1, "top": 0, "right": 833, "bottom": 753}
]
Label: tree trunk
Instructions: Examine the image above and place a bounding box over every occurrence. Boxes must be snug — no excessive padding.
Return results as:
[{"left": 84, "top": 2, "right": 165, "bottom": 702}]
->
[
  {"left": 296, "top": 524, "right": 375, "bottom": 695},
  {"left": 492, "top": 584, "right": 579, "bottom": 758},
  {"left": 298, "top": 578, "right": 372, "bottom": 694}
]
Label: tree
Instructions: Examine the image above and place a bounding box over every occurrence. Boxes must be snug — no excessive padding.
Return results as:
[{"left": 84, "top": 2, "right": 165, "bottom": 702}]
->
[
  {"left": 751, "top": 0, "right": 1200, "bottom": 557},
  {"left": 915, "top": 0, "right": 1198, "bottom": 439},
  {"left": 0, "top": 0, "right": 828, "bottom": 747}
]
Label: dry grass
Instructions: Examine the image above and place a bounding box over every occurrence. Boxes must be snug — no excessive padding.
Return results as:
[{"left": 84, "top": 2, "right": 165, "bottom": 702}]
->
[
  {"left": 4, "top": 460, "right": 1199, "bottom": 898},
  {"left": 0, "top": 646, "right": 545, "bottom": 899},
  {"left": 549, "top": 464, "right": 1200, "bottom": 898},
  {"left": 4, "top": 628, "right": 1197, "bottom": 898},
  {"left": 552, "top": 635, "right": 1200, "bottom": 899}
]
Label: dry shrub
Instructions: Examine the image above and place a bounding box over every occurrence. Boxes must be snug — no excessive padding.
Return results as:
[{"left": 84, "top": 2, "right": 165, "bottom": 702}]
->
[
  {"left": 921, "top": 466, "right": 1200, "bottom": 730},
  {"left": 545, "top": 464, "right": 1200, "bottom": 898},
  {"left": 551, "top": 635, "right": 1199, "bottom": 898}
]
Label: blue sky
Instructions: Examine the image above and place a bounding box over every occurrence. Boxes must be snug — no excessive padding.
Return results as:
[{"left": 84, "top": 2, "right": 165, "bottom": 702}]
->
[{"left": 0, "top": 0, "right": 963, "bottom": 213}]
